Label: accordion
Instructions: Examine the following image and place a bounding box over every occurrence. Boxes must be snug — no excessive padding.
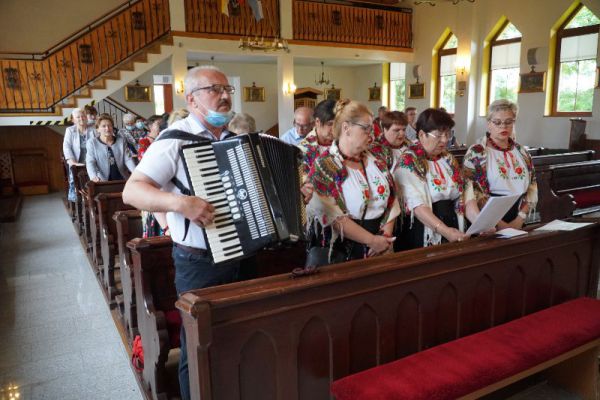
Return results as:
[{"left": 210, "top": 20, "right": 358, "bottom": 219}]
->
[{"left": 180, "top": 133, "right": 304, "bottom": 265}]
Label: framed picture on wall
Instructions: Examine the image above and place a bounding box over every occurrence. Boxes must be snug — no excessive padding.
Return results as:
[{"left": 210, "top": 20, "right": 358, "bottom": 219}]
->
[
  {"left": 125, "top": 82, "right": 152, "bottom": 102},
  {"left": 243, "top": 83, "right": 265, "bottom": 102},
  {"left": 519, "top": 71, "right": 546, "bottom": 93},
  {"left": 368, "top": 83, "right": 381, "bottom": 102},
  {"left": 325, "top": 86, "right": 341, "bottom": 101},
  {"left": 408, "top": 83, "right": 425, "bottom": 99}
]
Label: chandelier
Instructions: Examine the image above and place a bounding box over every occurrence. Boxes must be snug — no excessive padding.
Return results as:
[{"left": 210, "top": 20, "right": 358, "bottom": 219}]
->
[
  {"left": 238, "top": 36, "right": 289, "bottom": 53},
  {"left": 414, "top": 0, "right": 474, "bottom": 5},
  {"left": 315, "top": 61, "right": 330, "bottom": 86}
]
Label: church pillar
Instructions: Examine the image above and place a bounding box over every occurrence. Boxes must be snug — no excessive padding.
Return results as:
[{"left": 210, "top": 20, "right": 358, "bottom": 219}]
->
[
  {"left": 277, "top": 53, "right": 295, "bottom": 135},
  {"left": 171, "top": 43, "right": 188, "bottom": 111}
]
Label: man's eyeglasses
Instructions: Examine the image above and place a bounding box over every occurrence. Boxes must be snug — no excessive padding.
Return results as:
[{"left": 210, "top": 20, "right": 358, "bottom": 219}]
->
[
  {"left": 424, "top": 130, "right": 451, "bottom": 140},
  {"left": 351, "top": 122, "right": 374, "bottom": 135},
  {"left": 190, "top": 84, "right": 235, "bottom": 95},
  {"left": 490, "top": 119, "right": 516, "bottom": 127}
]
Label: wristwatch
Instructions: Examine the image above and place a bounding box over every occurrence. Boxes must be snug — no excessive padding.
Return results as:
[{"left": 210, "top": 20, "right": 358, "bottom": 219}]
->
[{"left": 518, "top": 211, "right": 527, "bottom": 220}]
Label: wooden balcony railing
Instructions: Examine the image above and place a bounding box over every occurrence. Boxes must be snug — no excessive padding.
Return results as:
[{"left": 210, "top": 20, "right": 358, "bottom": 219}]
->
[
  {"left": 0, "top": 0, "right": 170, "bottom": 114},
  {"left": 293, "top": 1, "right": 412, "bottom": 49},
  {"left": 184, "top": 0, "right": 280, "bottom": 38}
]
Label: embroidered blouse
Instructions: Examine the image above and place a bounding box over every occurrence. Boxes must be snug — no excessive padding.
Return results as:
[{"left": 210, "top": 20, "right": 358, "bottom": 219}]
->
[
  {"left": 306, "top": 141, "right": 400, "bottom": 235},
  {"left": 463, "top": 135, "right": 537, "bottom": 212},
  {"left": 395, "top": 142, "right": 465, "bottom": 246}
]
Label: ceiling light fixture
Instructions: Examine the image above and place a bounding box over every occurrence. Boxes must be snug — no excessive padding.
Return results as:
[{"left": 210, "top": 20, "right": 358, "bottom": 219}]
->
[{"left": 315, "top": 61, "right": 330, "bottom": 86}]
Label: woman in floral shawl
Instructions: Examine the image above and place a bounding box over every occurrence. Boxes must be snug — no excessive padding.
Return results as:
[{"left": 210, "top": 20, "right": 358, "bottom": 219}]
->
[
  {"left": 306, "top": 100, "right": 399, "bottom": 262},
  {"left": 395, "top": 108, "right": 469, "bottom": 249},
  {"left": 463, "top": 99, "right": 537, "bottom": 230}
]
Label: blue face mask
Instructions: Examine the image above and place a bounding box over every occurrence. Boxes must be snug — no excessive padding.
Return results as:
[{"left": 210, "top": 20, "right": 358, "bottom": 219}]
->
[
  {"left": 202, "top": 109, "right": 234, "bottom": 128},
  {"left": 125, "top": 125, "right": 133, "bottom": 131},
  {"left": 135, "top": 121, "right": 145, "bottom": 129}
]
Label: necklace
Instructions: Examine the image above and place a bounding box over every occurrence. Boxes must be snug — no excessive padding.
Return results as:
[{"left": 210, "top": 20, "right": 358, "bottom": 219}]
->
[
  {"left": 486, "top": 133, "right": 515, "bottom": 152},
  {"left": 339, "top": 148, "right": 364, "bottom": 163}
]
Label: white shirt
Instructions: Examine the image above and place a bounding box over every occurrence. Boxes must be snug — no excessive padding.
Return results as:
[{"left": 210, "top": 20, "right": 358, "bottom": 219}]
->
[
  {"left": 486, "top": 147, "right": 530, "bottom": 196},
  {"left": 135, "top": 114, "right": 233, "bottom": 249},
  {"left": 401, "top": 156, "right": 460, "bottom": 211},
  {"left": 341, "top": 154, "right": 391, "bottom": 220},
  {"left": 280, "top": 127, "right": 303, "bottom": 146}
]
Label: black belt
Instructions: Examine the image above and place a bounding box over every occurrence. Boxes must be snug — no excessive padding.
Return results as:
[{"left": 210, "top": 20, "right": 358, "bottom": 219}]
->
[{"left": 173, "top": 242, "right": 209, "bottom": 256}]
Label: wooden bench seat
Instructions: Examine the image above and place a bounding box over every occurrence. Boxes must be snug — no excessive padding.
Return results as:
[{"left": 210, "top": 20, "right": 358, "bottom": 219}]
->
[
  {"left": 114, "top": 209, "right": 143, "bottom": 342},
  {"left": 176, "top": 221, "right": 600, "bottom": 400},
  {"left": 331, "top": 297, "right": 600, "bottom": 400},
  {"left": 96, "top": 192, "right": 135, "bottom": 301}
]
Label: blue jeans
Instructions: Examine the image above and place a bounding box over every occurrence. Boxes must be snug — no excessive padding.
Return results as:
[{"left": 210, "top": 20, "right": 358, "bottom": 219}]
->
[{"left": 172, "top": 246, "right": 240, "bottom": 400}]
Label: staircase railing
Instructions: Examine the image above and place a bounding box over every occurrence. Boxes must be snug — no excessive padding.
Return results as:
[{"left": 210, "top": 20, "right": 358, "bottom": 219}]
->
[
  {"left": 94, "top": 96, "right": 142, "bottom": 130},
  {"left": 0, "top": 0, "right": 170, "bottom": 114}
]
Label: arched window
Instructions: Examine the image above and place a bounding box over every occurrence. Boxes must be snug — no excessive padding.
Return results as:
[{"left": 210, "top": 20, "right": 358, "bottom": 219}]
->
[
  {"left": 489, "top": 22, "right": 522, "bottom": 105},
  {"left": 438, "top": 34, "right": 458, "bottom": 113},
  {"left": 553, "top": 5, "right": 599, "bottom": 115}
]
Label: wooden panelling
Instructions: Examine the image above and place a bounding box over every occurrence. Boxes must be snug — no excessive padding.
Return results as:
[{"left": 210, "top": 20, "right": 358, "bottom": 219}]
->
[
  {"left": 293, "top": 0, "right": 412, "bottom": 49},
  {"left": 0, "top": 0, "right": 170, "bottom": 113},
  {"left": 0, "top": 126, "right": 63, "bottom": 191}
]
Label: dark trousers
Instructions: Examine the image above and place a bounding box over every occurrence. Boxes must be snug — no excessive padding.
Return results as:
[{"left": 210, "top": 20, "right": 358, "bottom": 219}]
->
[
  {"left": 396, "top": 199, "right": 458, "bottom": 250},
  {"left": 172, "top": 246, "right": 240, "bottom": 400}
]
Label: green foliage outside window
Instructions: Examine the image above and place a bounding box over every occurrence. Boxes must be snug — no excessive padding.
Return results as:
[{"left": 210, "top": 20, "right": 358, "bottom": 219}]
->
[
  {"left": 391, "top": 79, "right": 406, "bottom": 111},
  {"left": 557, "top": 59, "right": 596, "bottom": 112},
  {"left": 490, "top": 68, "right": 519, "bottom": 104},
  {"left": 565, "top": 6, "right": 600, "bottom": 29},
  {"left": 440, "top": 75, "right": 456, "bottom": 113}
]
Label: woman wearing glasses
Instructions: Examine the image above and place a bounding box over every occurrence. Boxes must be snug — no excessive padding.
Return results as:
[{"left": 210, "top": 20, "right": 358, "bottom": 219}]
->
[
  {"left": 306, "top": 99, "right": 399, "bottom": 263},
  {"left": 463, "top": 99, "right": 537, "bottom": 230},
  {"left": 395, "top": 108, "right": 468, "bottom": 249}
]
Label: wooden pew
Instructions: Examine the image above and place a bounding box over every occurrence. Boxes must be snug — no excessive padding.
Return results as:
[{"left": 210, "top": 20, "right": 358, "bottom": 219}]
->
[
  {"left": 76, "top": 169, "right": 91, "bottom": 251},
  {"left": 96, "top": 192, "right": 135, "bottom": 301},
  {"left": 537, "top": 160, "right": 600, "bottom": 222},
  {"left": 84, "top": 180, "right": 126, "bottom": 272},
  {"left": 70, "top": 166, "right": 88, "bottom": 236},
  {"left": 532, "top": 150, "right": 595, "bottom": 169},
  {"left": 114, "top": 209, "right": 143, "bottom": 342},
  {"left": 128, "top": 236, "right": 178, "bottom": 400},
  {"left": 62, "top": 157, "right": 74, "bottom": 219},
  {"left": 176, "top": 222, "right": 600, "bottom": 400}
]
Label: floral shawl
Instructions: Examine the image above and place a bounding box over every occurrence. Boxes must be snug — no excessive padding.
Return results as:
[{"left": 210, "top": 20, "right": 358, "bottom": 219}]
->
[
  {"left": 396, "top": 142, "right": 465, "bottom": 247},
  {"left": 462, "top": 135, "right": 537, "bottom": 212},
  {"left": 298, "top": 128, "right": 326, "bottom": 182},
  {"left": 306, "top": 141, "right": 400, "bottom": 235},
  {"left": 369, "top": 134, "right": 412, "bottom": 171}
]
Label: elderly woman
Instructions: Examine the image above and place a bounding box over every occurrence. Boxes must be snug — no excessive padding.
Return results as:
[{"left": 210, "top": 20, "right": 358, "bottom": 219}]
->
[
  {"left": 463, "top": 99, "right": 537, "bottom": 230},
  {"left": 63, "top": 108, "right": 96, "bottom": 201},
  {"left": 228, "top": 112, "right": 256, "bottom": 135},
  {"left": 86, "top": 113, "right": 136, "bottom": 182},
  {"left": 118, "top": 113, "right": 144, "bottom": 154},
  {"left": 138, "top": 114, "right": 166, "bottom": 160},
  {"left": 306, "top": 99, "right": 399, "bottom": 264},
  {"left": 395, "top": 108, "right": 468, "bottom": 249},
  {"left": 370, "top": 111, "right": 411, "bottom": 170}
]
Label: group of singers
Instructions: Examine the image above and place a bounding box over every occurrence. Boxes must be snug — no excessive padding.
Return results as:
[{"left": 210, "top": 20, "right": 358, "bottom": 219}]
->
[{"left": 63, "top": 65, "right": 537, "bottom": 400}]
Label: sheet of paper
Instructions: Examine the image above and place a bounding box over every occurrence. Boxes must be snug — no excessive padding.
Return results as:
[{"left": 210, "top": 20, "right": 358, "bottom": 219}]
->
[
  {"left": 495, "top": 228, "right": 528, "bottom": 238},
  {"left": 534, "top": 219, "right": 594, "bottom": 231},
  {"left": 465, "top": 194, "right": 521, "bottom": 235}
]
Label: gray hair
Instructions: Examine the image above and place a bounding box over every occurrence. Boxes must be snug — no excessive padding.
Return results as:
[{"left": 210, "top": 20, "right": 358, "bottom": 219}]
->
[
  {"left": 123, "top": 113, "right": 136, "bottom": 124},
  {"left": 487, "top": 99, "right": 518, "bottom": 121},
  {"left": 184, "top": 65, "right": 224, "bottom": 96},
  {"left": 71, "top": 108, "right": 83, "bottom": 117},
  {"left": 228, "top": 112, "right": 256, "bottom": 134}
]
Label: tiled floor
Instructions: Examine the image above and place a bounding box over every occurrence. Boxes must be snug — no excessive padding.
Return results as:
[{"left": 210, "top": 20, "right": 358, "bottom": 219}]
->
[{"left": 0, "top": 193, "right": 143, "bottom": 400}]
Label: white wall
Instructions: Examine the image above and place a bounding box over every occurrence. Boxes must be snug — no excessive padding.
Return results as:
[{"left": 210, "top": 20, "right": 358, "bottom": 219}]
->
[
  {"left": 408, "top": 0, "right": 600, "bottom": 148},
  {"left": 109, "top": 58, "right": 173, "bottom": 118}
]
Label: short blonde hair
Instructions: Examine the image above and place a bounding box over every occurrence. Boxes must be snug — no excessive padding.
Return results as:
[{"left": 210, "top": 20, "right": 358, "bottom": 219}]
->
[
  {"left": 228, "top": 113, "right": 256, "bottom": 134},
  {"left": 487, "top": 99, "right": 518, "bottom": 121},
  {"left": 332, "top": 99, "right": 373, "bottom": 140},
  {"left": 168, "top": 108, "right": 190, "bottom": 126}
]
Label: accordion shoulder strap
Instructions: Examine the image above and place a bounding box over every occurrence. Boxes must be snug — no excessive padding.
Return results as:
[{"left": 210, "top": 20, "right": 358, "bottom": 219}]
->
[{"left": 155, "top": 129, "right": 212, "bottom": 241}]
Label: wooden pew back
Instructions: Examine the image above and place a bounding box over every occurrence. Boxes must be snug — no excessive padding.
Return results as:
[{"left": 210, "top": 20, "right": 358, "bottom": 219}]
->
[
  {"left": 176, "top": 223, "right": 600, "bottom": 400},
  {"left": 532, "top": 150, "right": 595, "bottom": 168},
  {"left": 95, "top": 192, "right": 135, "bottom": 300},
  {"left": 114, "top": 210, "right": 143, "bottom": 341},
  {"left": 84, "top": 180, "right": 126, "bottom": 270},
  {"left": 71, "top": 166, "right": 88, "bottom": 236}
]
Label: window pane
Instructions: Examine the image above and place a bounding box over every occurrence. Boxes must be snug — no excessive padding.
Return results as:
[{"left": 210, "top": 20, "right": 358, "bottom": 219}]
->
[
  {"left": 491, "top": 42, "right": 521, "bottom": 69},
  {"left": 560, "top": 33, "right": 598, "bottom": 62},
  {"left": 153, "top": 85, "right": 165, "bottom": 115},
  {"left": 497, "top": 22, "right": 522, "bottom": 40},
  {"left": 390, "top": 63, "right": 406, "bottom": 80},
  {"left": 391, "top": 79, "right": 405, "bottom": 111},
  {"left": 440, "top": 75, "right": 456, "bottom": 113},
  {"left": 440, "top": 54, "right": 457, "bottom": 75},
  {"left": 557, "top": 59, "right": 596, "bottom": 112},
  {"left": 565, "top": 6, "right": 600, "bottom": 29},
  {"left": 443, "top": 34, "right": 458, "bottom": 49},
  {"left": 490, "top": 68, "right": 519, "bottom": 103}
]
